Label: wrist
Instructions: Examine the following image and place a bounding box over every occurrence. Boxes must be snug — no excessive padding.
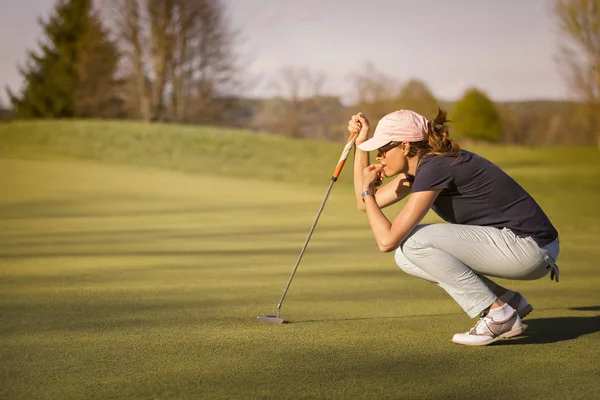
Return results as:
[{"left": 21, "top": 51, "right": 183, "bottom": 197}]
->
[
  {"left": 362, "top": 183, "right": 375, "bottom": 192},
  {"left": 361, "top": 188, "right": 375, "bottom": 202},
  {"left": 355, "top": 137, "right": 368, "bottom": 147}
]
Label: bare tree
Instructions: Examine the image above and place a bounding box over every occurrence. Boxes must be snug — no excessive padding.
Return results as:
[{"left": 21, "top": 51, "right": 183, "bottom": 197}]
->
[
  {"left": 104, "top": 0, "right": 238, "bottom": 123},
  {"left": 147, "top": 0, "right": 174, "bottom": 121},
  {"left": 303, "top": 71, "right": 346, "bottom": 140},
  {"left": 169, "top": 0, "right": 196, "bottom": 121},
  {"left": 266, "top": 66, "right": 309, "bottom": 137},
  {"left": 272, "top": 66, "right": 309, "bottom": 102},
  {"left": 0, "top": 96, "right": 11, "bottom": 121},
  {"left": 350, "top": 63, "right": 399, "bottom": 123},
  {"left": 110, "top": 0, "right": 152, "bottom": 120},
  {"left": 170, "top": 0, "right": 238, "bottom": 123},
  {"left": 251, "top": 66, "right": 347, "bottom": 140},
  {"left": 554, "top": 0, "right": 600, "bottom": 146}
]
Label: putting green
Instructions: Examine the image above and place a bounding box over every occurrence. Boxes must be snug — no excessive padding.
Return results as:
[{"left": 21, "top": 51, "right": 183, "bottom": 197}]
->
[{"left": 1, "top": 139, "right": 599, "bottom": 399}]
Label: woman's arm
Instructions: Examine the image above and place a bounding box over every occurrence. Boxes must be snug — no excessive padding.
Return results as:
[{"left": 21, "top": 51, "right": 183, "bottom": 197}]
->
[
  {"left": 353, "top": 146, "right": 370, "bottom": 209},
  {"left": 357, "top": 173, "right": 413, "bottom": 211},
  {"left": 350, "top": 113, "right": 372, "bottom": 209},
  {"left": 362, "top": 165, "right": 441, "bottom": 252},
  {"left": 349, "top": 113, "right": 412, "bottom": 211},
  {"left": 364, "top": 190, "right": 440, "bottom": 252}
]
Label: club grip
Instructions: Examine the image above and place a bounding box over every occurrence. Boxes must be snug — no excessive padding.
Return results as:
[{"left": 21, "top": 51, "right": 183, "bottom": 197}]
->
[{"left": 331, "top": 133, "right": 358, "bottom": 181}]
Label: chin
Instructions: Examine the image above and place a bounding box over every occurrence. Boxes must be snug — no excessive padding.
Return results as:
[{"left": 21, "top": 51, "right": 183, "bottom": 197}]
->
[{"left": 383, "top": 167, "right": 397, "bottom": 177}]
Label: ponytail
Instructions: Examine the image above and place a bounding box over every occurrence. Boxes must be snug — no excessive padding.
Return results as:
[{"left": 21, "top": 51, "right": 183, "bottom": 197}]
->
[
  {"left": 406, "top": 108, "right": 461, "bottom": 159},
  {"left": 426, "top": 109, "right": 461, "bottom": 157}
]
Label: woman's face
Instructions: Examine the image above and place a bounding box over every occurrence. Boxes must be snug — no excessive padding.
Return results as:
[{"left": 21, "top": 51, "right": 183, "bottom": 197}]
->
[{"left": 375, "top": 142, "right": 408, "bottom": 177}]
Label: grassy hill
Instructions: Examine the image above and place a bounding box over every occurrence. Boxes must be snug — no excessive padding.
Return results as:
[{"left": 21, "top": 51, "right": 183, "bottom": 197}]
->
[
  {"left": 1, "top": 120, "right": 599, "bottom": 399},
  {"left": 0, "top": 120, "right": 349, "bottom": 186},
  {"left": 1, "top": 119, "right": 598, "bottom": 183}
]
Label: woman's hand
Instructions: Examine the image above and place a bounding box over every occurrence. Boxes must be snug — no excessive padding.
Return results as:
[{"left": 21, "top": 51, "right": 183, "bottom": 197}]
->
[
  {"left": 347, "top": 113, "right": 370, "bottom": 145},
  {"left": 362, "top": 164, "right": 385, "bottom": 191}
]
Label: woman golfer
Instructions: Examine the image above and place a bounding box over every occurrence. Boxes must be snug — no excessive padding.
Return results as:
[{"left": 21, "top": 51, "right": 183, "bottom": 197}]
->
[{"left": 348, "top": 109, "right": 559, "bottom": 346}]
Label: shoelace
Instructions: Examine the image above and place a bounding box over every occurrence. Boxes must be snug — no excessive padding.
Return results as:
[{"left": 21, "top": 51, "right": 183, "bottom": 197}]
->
[{"left": 470, "top": 316, "right": 494, "bottom": 336}]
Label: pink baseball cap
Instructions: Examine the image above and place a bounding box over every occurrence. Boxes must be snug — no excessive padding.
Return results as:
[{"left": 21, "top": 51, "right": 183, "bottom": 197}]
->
[{"left": 357, "top": 110, "right": 429, "bottom": 152}]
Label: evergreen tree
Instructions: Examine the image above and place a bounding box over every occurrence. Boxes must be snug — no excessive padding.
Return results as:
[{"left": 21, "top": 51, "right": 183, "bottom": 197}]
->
[
  {"left": 6, "top": 0, "right": 120, "bottom": 118},
  {"left": 451, "top": 88, "right": 502, "bottom": 142},
  {"left": 73, "top": 7, "right": 121, "bottom": 118}
]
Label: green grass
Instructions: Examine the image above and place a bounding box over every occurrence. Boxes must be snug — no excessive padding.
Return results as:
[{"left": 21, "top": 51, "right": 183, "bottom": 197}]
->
[
  {"left": 0, "top": 120, "right": 348, "bottom": 186},
  {"left": 1, "top": 120, "right": 599, "bottom": 399}
]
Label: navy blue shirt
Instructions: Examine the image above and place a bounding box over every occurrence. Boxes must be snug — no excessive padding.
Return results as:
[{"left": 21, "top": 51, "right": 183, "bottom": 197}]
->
[{"left": 411, "top": 150, "right": 558, "bottom": 247}]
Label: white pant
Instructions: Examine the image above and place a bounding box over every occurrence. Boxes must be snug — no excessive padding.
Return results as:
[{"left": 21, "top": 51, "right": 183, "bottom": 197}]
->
[{"left": 395, "top": 224, "right": 560, "bottom": 318}]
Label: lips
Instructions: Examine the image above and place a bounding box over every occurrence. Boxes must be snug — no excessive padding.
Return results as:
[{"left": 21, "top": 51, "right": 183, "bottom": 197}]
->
[{"left": 379, "top": 165, "right": 388, "bottom": 178}]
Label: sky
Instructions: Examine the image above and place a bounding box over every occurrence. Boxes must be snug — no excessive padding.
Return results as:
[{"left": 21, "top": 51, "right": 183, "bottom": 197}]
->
[{"left": 0, "top": 0, "right": 571, "bottom": 106}]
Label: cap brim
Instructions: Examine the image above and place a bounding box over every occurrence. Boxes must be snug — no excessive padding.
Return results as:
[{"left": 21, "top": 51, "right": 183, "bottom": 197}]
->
[{"left": 357, "top": 137, "right": 389, "bottom": 152}]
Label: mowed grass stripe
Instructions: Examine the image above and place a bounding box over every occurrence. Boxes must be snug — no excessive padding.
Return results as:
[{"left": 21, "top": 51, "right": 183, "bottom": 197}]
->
[{"left": 1, "top": 121, "right": 599, "bottom": 399}]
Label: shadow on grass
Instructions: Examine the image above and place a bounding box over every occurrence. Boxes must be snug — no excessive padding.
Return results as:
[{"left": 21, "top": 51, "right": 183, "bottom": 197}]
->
[
  {"left": 497, "top": 314, "right": 600, "bottom": 345},
  {"left": 2, "top": 224, "right": 366, "bottom": 244},
  {"left": 296, "top": 309, "right": 600, "bottom": 345},
  {"left": 291, "top": 311, "right": 463, "bottom": 324},
  {"left": 0, "top": 296, "right": 240, "bottom": 336},
  {"left": 0, "top": 243, "right": 369, "bottom": 259},
  {"left": 569, "top": 305, "right": 600, "bottom": 311},
  {"left": 0, "top": 196, "right": 311, "bottom": 219}
]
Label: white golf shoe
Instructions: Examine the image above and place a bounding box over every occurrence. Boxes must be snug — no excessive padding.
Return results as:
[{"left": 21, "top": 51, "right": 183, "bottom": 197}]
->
[{"left": 452, "top": 310, "right": 524, "bottom": 346}]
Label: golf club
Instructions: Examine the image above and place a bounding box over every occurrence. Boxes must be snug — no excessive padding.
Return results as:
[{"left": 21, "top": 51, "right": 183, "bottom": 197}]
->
[{"left": 257, "top": 131, "right": 358, "bottom": 324}]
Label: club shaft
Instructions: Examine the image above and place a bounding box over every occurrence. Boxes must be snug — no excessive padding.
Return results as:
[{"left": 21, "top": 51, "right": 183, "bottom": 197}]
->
[{"left": 276, "top": 179, "right": 336, "bottom": 317}]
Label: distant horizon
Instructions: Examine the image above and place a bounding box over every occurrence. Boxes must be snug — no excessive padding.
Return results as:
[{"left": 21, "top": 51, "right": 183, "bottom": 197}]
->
[
  {"left": 0, "top": 91, "right": 578, "bottom": 111},
  {"left": 232, "top": 94, "right": 577, "bottom": 104}
]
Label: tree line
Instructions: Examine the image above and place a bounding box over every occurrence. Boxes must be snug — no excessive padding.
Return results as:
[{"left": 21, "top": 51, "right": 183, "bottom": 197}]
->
[
  {"left": 249, "top": 64, "right": 598, "bottom": 147},
  {"left": 6, "top": 0, "right": 236, "bottom": 124},
  {"left": 3, "top": 0, "right": 599, "bottom": 147}
]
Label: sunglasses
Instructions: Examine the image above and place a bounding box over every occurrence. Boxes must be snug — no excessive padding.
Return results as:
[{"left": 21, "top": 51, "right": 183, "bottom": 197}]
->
[{"left": 377, "top": 141, "right": 402, "bottom": 158}]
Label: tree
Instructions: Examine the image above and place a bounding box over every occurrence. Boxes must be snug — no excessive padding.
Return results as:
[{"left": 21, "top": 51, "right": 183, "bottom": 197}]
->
[
  {"left": 250, "top": 66, "right": 308, "bottom": 137},
  {"left": 109, "top": 0, "right": 238, "bottom": 122},
  {"left": 0, "top": 97, "right": 11, "bottom": 121},
  {"left": 496, "top": 105, "right": 522, "bottom": 145},
  {"left": 451, "top": 88, "right": 501, "bottom": 142},
  {"left": 393, "top": 79, "right": 439, "bottom": 119},
  {"left": 350, "top": 63, "right": 399, "bottom": 124},
  {"left": 251, "top": 66, "right": 346, "bottom": 140},
  {"left": 553, "top": 0, "right": 600, "bottom": 147},
  {"left": 6, "top": 0, "right": 120, "bottom": 118},
  {"left": 74, "top": 6, "right": 122, "bottom": 117},
  {"left": 271, "top": 66, "right": 309, "bottom": 138}
]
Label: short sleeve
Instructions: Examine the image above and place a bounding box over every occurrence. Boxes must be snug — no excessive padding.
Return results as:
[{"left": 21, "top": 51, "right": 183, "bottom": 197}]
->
[{"left": 412, "top": 155, "right": 454, "bottom": 193}]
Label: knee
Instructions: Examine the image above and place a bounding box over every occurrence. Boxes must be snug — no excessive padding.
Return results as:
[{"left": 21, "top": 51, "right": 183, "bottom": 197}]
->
[
  {"left": 395, "top": 246, "right": 438, "bottom": 283},
  {"left": 394, "top": 247, "right": 421, "bottom": 276},
  {"left": 400, "top": 224, "right": 432, "bottom": 256}
]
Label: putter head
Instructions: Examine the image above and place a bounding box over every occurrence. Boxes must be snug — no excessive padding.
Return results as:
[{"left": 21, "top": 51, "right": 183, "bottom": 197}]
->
[{"left": 257, "top": 315, "right": 286, "bottom": 324}]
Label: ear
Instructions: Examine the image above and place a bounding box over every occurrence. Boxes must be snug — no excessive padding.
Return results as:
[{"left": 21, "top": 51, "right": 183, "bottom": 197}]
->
[{"left": 402, "top": 141, "right": 411, "bottom": 155}]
